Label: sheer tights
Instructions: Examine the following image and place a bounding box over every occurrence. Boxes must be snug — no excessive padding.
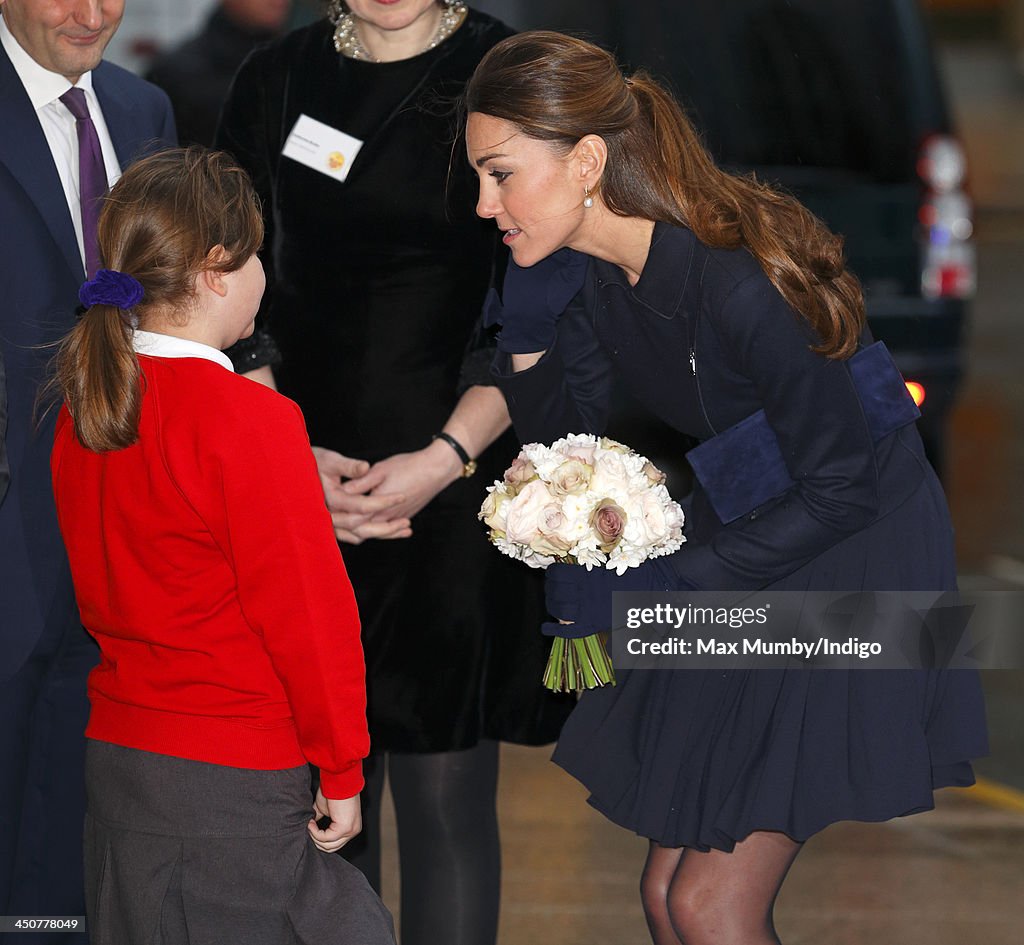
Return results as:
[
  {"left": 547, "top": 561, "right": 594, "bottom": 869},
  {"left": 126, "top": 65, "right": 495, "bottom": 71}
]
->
[
  {"left": 641, "top": 831, "right": 802, "bottom": 945},
  {"left": 342, "top": 740, "right": 501, "bottom": 945}
]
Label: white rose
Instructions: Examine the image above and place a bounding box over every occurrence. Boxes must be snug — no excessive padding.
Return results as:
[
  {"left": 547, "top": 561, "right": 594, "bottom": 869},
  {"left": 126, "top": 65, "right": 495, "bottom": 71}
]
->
[
  {"left": 562, "top": 441, "right": 597, "bottom": 466},
  {"left": 638, "top": 489, "right": 672, "bottom": 546},
  {"left": 599, "top": 436, "right": 629, "bottom": 454},
  {"left": 479, "top": 487, "right": 512, "bottom": 533},
  {"left": 643, "top": 460, "right": 667, "bottom": 485},
  {"left": 590, "top": 451, "right": 633, "bottom": 498},
  {"left": 504, "top": 479, "right": 556, "bottom": 545},
  {"left": 521, "top": 442, "right": 554, "bottom": 473}
]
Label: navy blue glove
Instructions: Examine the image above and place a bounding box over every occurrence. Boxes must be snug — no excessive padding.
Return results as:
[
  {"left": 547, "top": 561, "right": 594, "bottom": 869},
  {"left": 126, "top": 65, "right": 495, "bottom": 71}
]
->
[
  {"left": 483, "top": 248, "right": 589, "bottom": 354},
  {"left": 542, "top": 558, "right": 682, "bottom": 638}
]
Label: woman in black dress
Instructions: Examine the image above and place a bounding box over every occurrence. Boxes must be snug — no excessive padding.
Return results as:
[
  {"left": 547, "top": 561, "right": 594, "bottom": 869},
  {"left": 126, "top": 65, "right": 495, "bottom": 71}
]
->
[
  {"left": 215, "top": 5, "right": 571, "bottom": 943},
  {"left": 465, "top": 32, "right": 988, "bottom": 945}
]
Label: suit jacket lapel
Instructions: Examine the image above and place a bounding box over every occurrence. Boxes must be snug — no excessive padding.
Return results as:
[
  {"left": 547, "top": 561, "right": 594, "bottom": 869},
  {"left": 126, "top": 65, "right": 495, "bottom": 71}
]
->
[
  {"left": 93, "top": 62, "right": 142, "bottom": 169},
  {"left": 0, "top": 44, "right": 84, "bottom": 283}
]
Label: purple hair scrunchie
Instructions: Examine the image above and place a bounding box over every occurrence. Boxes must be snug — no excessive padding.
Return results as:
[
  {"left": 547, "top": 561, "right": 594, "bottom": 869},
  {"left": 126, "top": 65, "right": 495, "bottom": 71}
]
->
[{"left": 79, "top": 269, "right": 144, "bottom": 310}]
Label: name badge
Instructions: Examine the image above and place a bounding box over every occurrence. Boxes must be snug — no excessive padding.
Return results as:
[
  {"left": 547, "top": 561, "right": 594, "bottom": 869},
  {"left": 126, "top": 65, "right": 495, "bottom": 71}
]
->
[{"left": 281, "top": 114, "right": 363, "bottom": 182}]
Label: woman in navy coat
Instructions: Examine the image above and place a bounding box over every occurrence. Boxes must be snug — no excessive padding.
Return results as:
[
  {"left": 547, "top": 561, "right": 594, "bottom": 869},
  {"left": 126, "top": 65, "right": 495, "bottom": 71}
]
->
[{"left": 465, "top": 31, "right": 988, "bottom": 945}]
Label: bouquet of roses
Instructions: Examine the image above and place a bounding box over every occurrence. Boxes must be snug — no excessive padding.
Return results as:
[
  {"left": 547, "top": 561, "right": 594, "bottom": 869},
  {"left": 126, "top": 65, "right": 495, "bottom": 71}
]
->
[{"left": 479, "top": 434, "right": 685, "bottom": 692}]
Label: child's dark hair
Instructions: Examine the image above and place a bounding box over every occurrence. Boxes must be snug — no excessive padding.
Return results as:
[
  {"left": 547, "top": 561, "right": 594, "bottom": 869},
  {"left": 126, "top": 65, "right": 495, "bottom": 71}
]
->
[{"left": 51, "top": 147, "right": 264, "bottom": 452}]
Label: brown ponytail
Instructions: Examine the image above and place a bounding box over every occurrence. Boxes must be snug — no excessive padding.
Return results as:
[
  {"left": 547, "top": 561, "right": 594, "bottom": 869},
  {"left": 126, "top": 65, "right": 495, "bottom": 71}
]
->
[
  {"left": 55, "top": 302, "right": 142, "bottom": 453},
  {"left": 466, "top": 32, "right": 865, "bottom": 358},
  {"left": 47, "top": 147, "right": 263, "bottom": 452}
]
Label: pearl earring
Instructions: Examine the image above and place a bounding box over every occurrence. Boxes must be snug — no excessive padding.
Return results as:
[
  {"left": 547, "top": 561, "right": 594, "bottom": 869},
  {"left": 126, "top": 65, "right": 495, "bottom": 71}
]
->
[{"left": 583, "top": 187, "right": 594, "bottom": 209}]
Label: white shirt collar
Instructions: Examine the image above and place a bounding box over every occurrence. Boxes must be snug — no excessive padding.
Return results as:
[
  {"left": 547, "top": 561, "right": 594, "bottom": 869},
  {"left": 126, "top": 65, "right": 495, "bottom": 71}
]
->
[
  {"left": 133, "top": 330, "right": 235, "bottom": 373},
  {"left": 0, "top": 14, "right": 95, "bottom": 111}
]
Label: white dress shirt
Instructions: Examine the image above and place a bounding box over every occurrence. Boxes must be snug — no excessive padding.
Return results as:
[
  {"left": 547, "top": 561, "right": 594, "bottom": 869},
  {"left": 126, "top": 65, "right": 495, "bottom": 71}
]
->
[
  {"left": 133, "top": 330, "right": 235, "bottom": 372},
  {"left": 0, "top": 15, "right": 122, "bottom": 274}
]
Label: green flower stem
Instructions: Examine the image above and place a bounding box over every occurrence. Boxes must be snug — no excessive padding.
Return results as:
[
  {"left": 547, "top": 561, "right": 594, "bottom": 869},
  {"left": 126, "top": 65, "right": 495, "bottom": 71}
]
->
[{"left": 542, "top": 634, "right": 617, "bottom": 693}]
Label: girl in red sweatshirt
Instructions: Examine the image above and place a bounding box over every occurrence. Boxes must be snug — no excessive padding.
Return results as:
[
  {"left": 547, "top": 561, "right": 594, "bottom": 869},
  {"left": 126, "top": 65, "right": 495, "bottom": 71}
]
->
[{"left": 49, "top": 148, "right": 393, "bottom": 944}]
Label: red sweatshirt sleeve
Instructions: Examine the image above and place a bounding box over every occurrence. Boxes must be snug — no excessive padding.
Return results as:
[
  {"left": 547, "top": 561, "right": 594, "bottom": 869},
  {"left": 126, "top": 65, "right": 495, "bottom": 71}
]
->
[{"left": 189, "top": 377, "right": 368, "bottom": 798}]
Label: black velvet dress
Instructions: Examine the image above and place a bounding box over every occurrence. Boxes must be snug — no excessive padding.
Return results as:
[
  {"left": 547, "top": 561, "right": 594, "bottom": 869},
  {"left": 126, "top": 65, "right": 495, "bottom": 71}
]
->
[{"left": 216, "top": 11, "right": 572, "bottom": 752}]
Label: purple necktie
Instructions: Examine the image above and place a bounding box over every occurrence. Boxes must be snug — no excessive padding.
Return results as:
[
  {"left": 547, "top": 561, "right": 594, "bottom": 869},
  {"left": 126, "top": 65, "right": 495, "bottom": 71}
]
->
[{"left": 59, "top": 86, "right": 106, "bottom": 278}]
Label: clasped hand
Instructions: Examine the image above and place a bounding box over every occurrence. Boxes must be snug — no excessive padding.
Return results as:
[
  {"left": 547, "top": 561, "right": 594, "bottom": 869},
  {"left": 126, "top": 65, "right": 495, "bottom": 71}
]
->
[{"left": 313, "top": 442, "right": 463, "bottom": 544}]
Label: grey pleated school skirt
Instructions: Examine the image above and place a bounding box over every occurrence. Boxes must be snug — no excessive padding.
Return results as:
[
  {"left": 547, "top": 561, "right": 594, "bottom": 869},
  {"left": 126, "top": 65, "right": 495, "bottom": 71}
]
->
[{"left": 84, "top": 740, "right": 394, "bottom": 945}]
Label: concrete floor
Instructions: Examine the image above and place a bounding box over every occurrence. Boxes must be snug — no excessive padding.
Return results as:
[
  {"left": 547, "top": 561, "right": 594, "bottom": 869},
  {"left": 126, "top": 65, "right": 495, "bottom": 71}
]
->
[
  {"left": 939, "top": 34, "right": 1024, "bottom": 811},
  {"left": 378, "top": 743, "right": 1024, "bottom": 945}
]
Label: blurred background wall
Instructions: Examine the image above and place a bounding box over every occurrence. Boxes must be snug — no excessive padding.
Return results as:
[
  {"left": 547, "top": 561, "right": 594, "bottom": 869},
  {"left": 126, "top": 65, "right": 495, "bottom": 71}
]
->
[{"left": 106, "top": 0, "right": 1024, "bottom": 74}]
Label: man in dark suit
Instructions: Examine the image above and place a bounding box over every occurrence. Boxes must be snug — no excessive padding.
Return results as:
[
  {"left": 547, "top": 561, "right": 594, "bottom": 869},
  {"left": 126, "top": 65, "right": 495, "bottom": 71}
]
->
[
  {"left": 1, "top": 348, "right": 8, "bottom": 507},
  {"left": 0, "top": 1, "right": 174, "bottom": 937}
]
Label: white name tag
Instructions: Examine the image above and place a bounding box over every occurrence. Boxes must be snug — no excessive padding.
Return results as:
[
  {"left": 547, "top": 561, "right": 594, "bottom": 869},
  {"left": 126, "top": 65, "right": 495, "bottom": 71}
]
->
[{"left": 281, "top": 114, "right": 364, "bottom": 182}]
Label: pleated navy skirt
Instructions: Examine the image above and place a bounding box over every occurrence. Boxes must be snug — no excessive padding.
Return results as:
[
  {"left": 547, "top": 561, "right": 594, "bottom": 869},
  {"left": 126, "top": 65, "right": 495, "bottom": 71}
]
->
[
  {"left": 552, "top": 465, "right": 989, "bottom": 851},
  {"left": 83, "top": 741, "right": 395, "bottom": 945}
]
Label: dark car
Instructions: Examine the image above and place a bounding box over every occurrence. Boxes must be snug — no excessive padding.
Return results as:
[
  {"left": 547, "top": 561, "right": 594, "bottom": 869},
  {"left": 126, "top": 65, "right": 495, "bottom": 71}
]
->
[{"left": 498, "top": 0, "right": 973, "bottom": 476}]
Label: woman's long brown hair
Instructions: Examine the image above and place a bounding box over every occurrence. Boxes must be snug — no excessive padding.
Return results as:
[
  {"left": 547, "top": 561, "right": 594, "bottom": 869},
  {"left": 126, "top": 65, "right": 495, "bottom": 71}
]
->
[
  {"left": 48, "top": 147, "right": 263, "bottom": 452},
  {"left": 466, "top": 32, "right": 865, "bottom": 358}
]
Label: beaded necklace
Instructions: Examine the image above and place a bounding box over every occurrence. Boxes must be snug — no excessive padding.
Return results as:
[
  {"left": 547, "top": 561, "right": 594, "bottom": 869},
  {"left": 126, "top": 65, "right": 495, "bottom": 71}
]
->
[{"left": 329, "top": 2, "right": 468, "bottom": 62}]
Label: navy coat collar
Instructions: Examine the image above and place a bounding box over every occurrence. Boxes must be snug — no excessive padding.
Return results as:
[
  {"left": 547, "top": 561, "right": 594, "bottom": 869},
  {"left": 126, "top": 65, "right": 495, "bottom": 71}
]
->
[{"left": 591, "top": 221, "right": 698, "bottom": 319}]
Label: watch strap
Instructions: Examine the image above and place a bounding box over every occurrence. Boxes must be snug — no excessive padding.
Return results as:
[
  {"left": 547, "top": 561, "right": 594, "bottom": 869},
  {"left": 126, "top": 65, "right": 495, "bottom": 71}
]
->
[{"left": 433, "top": 432, "right": 477, "bottom": 477}]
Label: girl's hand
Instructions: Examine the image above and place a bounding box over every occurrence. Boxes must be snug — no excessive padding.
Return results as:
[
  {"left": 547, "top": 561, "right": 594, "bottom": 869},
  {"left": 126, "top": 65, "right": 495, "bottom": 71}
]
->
[
  {"left": 308, "top": 788, "right": 361, "bottom": 853},
  {"left": 312, "top": 446, "right": 411, "bottom": 544}
]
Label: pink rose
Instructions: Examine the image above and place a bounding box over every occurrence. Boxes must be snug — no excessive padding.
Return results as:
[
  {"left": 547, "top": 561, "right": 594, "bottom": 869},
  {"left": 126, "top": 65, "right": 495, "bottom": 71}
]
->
[
  {"left": 503, "top": 455, "right": 537, "bottom": 494},
  {"left": 533, "top": 505, "right": 574, "bottom": 556},
  {"left": 564, "top": 444, "right": 597, "bottom": 466},
  {"left": 591, "top": 499, "right": 627, "bottom": 552}
]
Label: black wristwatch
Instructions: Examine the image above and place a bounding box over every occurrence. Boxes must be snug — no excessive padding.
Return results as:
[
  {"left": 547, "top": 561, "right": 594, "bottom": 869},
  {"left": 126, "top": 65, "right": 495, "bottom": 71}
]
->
[{"left": 432, "top": 432, "right": 477, "bottom": 478}]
